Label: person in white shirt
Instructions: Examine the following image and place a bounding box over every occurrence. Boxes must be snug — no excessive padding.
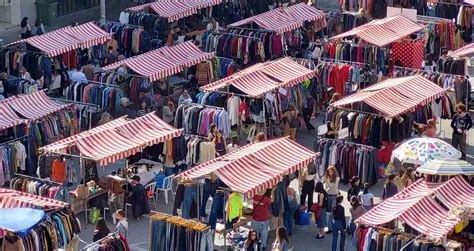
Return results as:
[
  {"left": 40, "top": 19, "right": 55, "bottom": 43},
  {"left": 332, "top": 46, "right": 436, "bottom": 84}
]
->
[
  {"left": 19, "top": 67, "right": 31, "bottom": 80},
  {"left": 323, "top": 166, "right": 340, "bottom": 233},
  {"left": 70, "top": 66, "right": 87, "bottom": 83},
  {"left": 226, "top": 134, "right": 239, "bottom": 153},
  {"left": 358, "top": 183, "right": 374, "bottom": 211}
]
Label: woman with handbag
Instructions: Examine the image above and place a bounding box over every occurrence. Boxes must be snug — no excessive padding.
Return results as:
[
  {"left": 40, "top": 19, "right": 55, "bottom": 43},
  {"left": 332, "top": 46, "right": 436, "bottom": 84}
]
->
[
  {"left": 283, "top": 186, "right": 299, "bottom": 236},
  {"left": 314, "top": 182, "right": 328, "bottom": 239},
  {"left": 323, "top": 166, "right": 340, "bottom": 233},
  {"left": 281, "top": 105, "right": 299, "bottom": 141},
  {"left": 251, "top": 189, "right": 272, "bottom": 250}
]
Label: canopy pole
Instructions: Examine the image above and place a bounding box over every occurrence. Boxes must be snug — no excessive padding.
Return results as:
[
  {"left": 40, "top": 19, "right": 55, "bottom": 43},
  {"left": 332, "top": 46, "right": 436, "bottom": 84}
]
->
[
  {"left": 400, "top": 234, "right": 423, "bottom": 250},
  {"left": 263, "top": 99, "right": 268, "bottom": 140},
  {"left": 100, "top": 0, "right": 106, "bottom": 21}
]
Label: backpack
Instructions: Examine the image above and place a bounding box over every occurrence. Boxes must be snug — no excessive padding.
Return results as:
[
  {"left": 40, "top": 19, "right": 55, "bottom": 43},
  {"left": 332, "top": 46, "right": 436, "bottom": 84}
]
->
[
  {"left": 289, "top": 112, "right": 299, "bottom": 128},
  {"left": 88, "top": 207, "right": 100, "bottom": 224}
]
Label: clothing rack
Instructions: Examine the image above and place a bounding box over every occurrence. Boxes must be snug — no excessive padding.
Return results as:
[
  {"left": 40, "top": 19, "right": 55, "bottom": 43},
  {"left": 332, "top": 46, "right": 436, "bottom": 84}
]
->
[
  {"left": 317, "top": 136, "right": 376, "bottom": 150},
  {"left": 183, "top": 133, "right": 209, "bottom": 140},
  {"left": 77, "top": 79, "right": 122, "bottom": 88},
  {"left": 212, "top": 31, "right": 261, "bottom": 39},
  {"left": 319, "top": 57, "right": 369, "bottom": 66},
  {"left": 199, "top": 89, "right": 256, "bottom": 98},
  {"left": 393, "top": 65, "right": 466, "bottom": 78},
  {"left": 50, "top": 98, "right": 100, "bottom": 107},
  {"left": 427, "top": 0, "right": 465, "bottom": 5},
  {"left": 103, "top": 20, "right": 144, "bottom": 29},
  {"left": 83, "top": 232, "right": 121, "bottom": 249},
  {"left": 330, "top": 106, "right": 389, "bottom": 118},
  {"left": 14, "top": 173, "right": 63, "bottom": 186},
  {"left": 189, "top": 102, "right": 224, "bottom": 110},
  {"left": 416, "top": 15, "right": 453, "bottom": 24},
  {"left": 0, "top": 135, "right": 30, "bottom": 147},
  {"left": 214, "top": 56, "right": 235, "bottom": 62},
  {"left": 227, "top": 26, "right": 274, "bottom": 33}
]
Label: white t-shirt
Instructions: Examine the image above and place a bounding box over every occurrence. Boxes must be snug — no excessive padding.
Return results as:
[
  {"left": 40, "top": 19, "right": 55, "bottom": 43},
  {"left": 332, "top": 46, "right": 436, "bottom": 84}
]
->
[
  {"left": 227, "top": 144, "right": 239, "bottom": 153},
  {"left": 358, "top": 191, "right": 374, "bottom": 207}
]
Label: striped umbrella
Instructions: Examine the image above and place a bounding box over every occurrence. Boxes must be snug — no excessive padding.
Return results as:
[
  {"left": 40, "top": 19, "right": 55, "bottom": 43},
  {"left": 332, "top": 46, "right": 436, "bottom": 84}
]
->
[
  {"left": 391, "top": 137, "right": 461, "bottom": 164},
  {"left": 417, "top": 159, "right": 474, "bottom": 176}
]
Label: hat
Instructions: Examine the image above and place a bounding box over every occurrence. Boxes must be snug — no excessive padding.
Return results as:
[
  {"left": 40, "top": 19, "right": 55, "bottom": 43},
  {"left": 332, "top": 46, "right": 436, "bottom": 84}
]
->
[
  {"left": 120, "top": 98, "right": 129, "bottom": 105},
  {"left": 131, "top": 175, "right": 140, "bottom": 182}
]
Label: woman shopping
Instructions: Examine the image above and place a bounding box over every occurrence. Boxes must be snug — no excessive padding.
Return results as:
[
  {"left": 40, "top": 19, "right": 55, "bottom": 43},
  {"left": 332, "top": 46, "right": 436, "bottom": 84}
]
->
[
  {"left": 323, "top": 166, "right": 340, "bottom": 233},
  {"left": 314, "top": 182, "right": 328, "bottom": 239}
]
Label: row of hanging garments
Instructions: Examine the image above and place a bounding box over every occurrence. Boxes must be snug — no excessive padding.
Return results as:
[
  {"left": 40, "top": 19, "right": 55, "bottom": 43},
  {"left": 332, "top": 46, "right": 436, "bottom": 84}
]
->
[
  {"left": 94, "top": 72, "right": 152, "bottom": 105},
  {"left": 322, "top": 10, "right": 368, "bottom": 38},
  {"left": 205, "top": 29, "right": 284, "bottom": 64},
  {"left": 119, "top": 11, "right": 163, "bottom": 36},
  {"left": 0, "top": 139, "right": 28, "bottom": 186},
  {"left": 149, "top": 213, "right": 213, "bottom": 251},
  {"left": 0, "top": 49, "right": 52, "bottom": 80},
  {"left": 2, "top": 76, "right": 39, "bottom": 95},
  {"left": 84, "top": 232, "right": 130, "bottom": 251},
  {"left": 195, "top": 57, "right": 235, "bottom": 85},
  {"left": 64, "top": 81, "right": 126, "bottom": 114},
  {"left": 340, "top": 0, "right": 388, "bottom": 18},
  {"left": 174, "top": 104, "right": 231, "bottom": 138},
  {"left": 1, "top": 208, "right": 81, "bottom": 251},
  {"left": 185, "top": 135, "right": 216, "bottom": 166},
  {"left": 97, "top": 22, "right": 151, "bottom": 55},
  {"left": 322, "top": 42, "right": 388, "bottom": 76},
  {"left": 392, "top": 68, "right": 470, "bottom": 106},
  {"left": 9, "top": 175, "right": 71, "bottom": 201},
  {"left": 421, "top": 19, "right": 460, "bottom": 60},
  {"left": 437, "top": 57, "right": 467, "bottom": 76},
  {"left": 314, "top": 138, "right": 378, "bottom": 184}
]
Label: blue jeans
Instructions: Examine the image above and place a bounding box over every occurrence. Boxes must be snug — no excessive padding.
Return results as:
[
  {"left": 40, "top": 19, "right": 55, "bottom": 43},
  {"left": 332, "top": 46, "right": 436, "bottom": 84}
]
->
[
  {"left": 332, "top": 220, "right": 346, "bottom": 251},
  {"left": 200, "top": 180, "right": 217, "bottom": 217},
  {"left": 283, "top": 203, "right": 298, "bottom": 235},
  {"left": 151, "top": 219, "right": 166, "bottom": 251},
  {"left": 251, "top": 220, "right": 269, "bottom": 248},
  {"left": 347, "top": 217, "right": 356, "bottom": 235},
  {"left": 181, "top": 186, "right": 197, "bottom": 219},
  {"left": 327, "top": 195, "right": 337, "bottom": 230},
  {"left": 208, "top": 192, "right": 224, "bottom": 229}
]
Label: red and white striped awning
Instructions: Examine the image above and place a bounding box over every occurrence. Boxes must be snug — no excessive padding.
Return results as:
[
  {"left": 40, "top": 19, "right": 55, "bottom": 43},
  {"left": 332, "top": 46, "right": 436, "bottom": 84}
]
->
[
  {"left": 40, "top": 116, "right": 129, "bottom": 154},
  {"left": 0, "top": 188, "right": 67, "bottom": 209},
  {"left": 330, "top": 15, "right": 425, "bottom": 47},
  {"left": 433, "top": 176, "right": 474, "bottom": 210},
  {"left": 447, "top": 43, "right": 474, "bottom": 58},
  {"left": 6, "top": 22, "right": 112, "bottom": 57},
  {"left": 330, "top": 75, "right": 446, "bottom": 118},
  {"left": 201, "top": 57, "right": 315, "bottom": 97},
  {"left": 177, "top": 137, "right": 316, "bottom": 197},
  {"left": 0, "top": 104, "right": 28, "bottom": 131},
  {"left": 101, "top": 41, "right": 213, "bottom": 82},
  {"left": 3, "top": 91, "right": 72, "bottom": 120},
  {"left": 41, "top": 113, "right": 181, "bottom": 166},
  {"left": 228, "top": 3, "right": 325, "bottom": 34},
  {"left": 128, "top": 0, "right": 223, "bottom": 22}
]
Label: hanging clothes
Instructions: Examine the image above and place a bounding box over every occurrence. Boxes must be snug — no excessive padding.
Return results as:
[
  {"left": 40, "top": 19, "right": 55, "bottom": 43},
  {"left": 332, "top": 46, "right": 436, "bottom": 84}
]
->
[
  {"left": 174, "top": 104, "right": 231, "bottom": 138},
  {"left": 0, "top": 139, "right": 29, "bottom": 186},
  {"left": 97, "top": 22, "right": 151, "bottom": 55},
  {"left": 9, "top": 175, "right": 69, "bottom": 201}
]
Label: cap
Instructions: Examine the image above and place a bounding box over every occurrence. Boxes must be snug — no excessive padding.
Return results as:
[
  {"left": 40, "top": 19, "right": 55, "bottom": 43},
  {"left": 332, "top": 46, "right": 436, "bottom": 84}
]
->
[
  {"left": 120, "top": 98, "right": 129, "bottom": 105},
  {"left": 131, "top": 175, "right": 140, "bottom": 182}
]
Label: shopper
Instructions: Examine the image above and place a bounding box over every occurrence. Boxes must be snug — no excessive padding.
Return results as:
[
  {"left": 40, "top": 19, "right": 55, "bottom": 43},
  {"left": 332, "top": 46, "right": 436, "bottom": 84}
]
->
[
  {"left": 251, "top": 189, "right": 272, "bottom": 250},
  {"left": 314, "top": 181, "right": 328, "bottom": 239},
  {"left": 70, "top": 65, "right": 87, "bottom": 83},
  {"left": 214, "top": 130, "right": 227, "bottom": 157},
  {"left": 178, "top": 89, "right": 193, "bottom": 105},
  {"left": 282, "top": 104, "right": 299, "bottom": 141},
  {"left": 93, "top": 218, "right": 110, "bottom": 242},
  {"left": 331, "top": 195, "right": 346, "bottom": 251},
  {"left": 451, "top": 103, "right": 472, "bottom": 160},
  {"left": 114, "top": 209, "right": 128, "bottom": 238},
  {"left": 415, "top": 119, "right": 437, "bottom": 137},
  {"left": 20, "top": 17, "right": 32, "bottom": 38},
  {"left": 162, "top": 98, "right": 175, "bottom": 124},
  {"left": 299, "top": 165, "right": 316, "bottom": 209},
  {"left": 254, "top": 132, "right": 266, "bottom": 143},
  {"left": 127, "top": 175, "right": 151, "bottom": 219},
  {"left": 400, "top": 167, "right": 415, "bottom": 188},
  {"left": 272, "top": 227, "right": 289, "bottom": 251},
  {"left": 227, "top": 134, "right": 240, "bottom": 153},
  {"left": 104, "top": 46, "right": 118, "bottom": 66},
  {"left": 32, "top": 19, "right": 45, "bottom": 36},
  {"left": 302, "top": 92, "right": 317, "bottom": 131},
  {"left": 19, "top": 67, "right": 31, "bottom": 80},
  {"left": 136, "top": 101, "right": 151, "bottom": 117},
  {"left": 348, "top": 196, "right": 366, "bottom": 235},
  {"left": 358, "top": 183, "right": 374, "bottom": 211},
  {"left": 283, "top": 186, "right": 298, "bottom": 236},
  {"left": 329, "top": 93, "right": 341, "bottom": 105},
  {"left": 114, "top": 98, "right": 135, "bottom": 119},
  {"left": 208, "top": 123, "right": 218, "bottom": 141},
  {"left": 382, "top": 174, "right": 398, "bottom": 200},
  {"left": 347, "top": 176, "right": 361, "bottom": 202},
  {"left": 243, "top": 229, "right": 262, "bottom": 251},
  {"left": 323, "top": 166, "right": 340, "bottom": 233}
]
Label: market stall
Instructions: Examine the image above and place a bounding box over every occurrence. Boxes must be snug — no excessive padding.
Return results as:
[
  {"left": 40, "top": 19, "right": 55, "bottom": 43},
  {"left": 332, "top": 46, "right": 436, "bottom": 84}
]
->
[
  {"left": 0, "top": 22, "right": 112, "bottom": 86},
  {"left": 199, "top": 57, "right": 316, "bottom": 141},
  {"left": 353, "top": 176, "right": 473, "bottom": 249},
  {"left": 207, "top": 3, "right": 327, "bottom": 62}
]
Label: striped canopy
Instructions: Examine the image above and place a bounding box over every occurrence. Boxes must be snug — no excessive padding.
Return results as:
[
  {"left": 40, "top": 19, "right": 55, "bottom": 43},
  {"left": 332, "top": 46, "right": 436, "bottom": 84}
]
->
[
  {"left": 0, "top": 104, "right": 28, "bottom": 131},
  {"left": 200, "top": 57, "right": 315, "bottom": 97},
  {"left": 101, "top": 41, "right": 214, "bottom": 82},
  {"left": 356, "top": 176, "right": 471, "bottom": 241},
  {"left": 447, "top": 43, "right": 474, "bottom": 58},
  {"left": 3, "top": 91, "right": 73, "bottom": 120},
  {"left": 128, "top": 0, "right": 223, "bottom": 22},
  {"left": 330, "top": 15, "right": 425, "bottom": 47},
  {"left": 330, "top": 76, "right": 446, "bottom": 118},
  {"left": 228, "top": 3, "right": 326, "bottom": 34},
  {"left": 391, "top": 137, "right": 462, "bottom": 164},
  {"left": 41, "top": 112, "right": 182, "bottom": 166},
  {"left": 176, "top": 137, "right": 316, "bottom": 198},
  {"left": 417, "top": 159, "right": 474, "bottom": 175},
  {"left": 0, "top": 188, "right": 67, "bottom": 210},
  {"left": 5, "top": 22, "right": 112, "bottom": 57}
]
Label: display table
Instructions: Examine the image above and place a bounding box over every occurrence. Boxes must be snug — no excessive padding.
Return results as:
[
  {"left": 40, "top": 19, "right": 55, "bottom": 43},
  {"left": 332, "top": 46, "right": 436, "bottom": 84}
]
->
[
  {"left": 70, "top": 189, "right": 108, "bottom": 224},
  {"left": 127, "top": 159, "right": 164, "bottom": 185},
  {"left": 214, "top": 214, "right": 253, "bottom": 250}
]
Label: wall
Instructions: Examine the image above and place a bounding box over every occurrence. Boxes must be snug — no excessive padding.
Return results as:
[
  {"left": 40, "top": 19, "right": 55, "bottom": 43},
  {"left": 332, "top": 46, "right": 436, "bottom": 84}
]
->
[{"left": 10, "top": 0, "right": 37, "bottom": 25}]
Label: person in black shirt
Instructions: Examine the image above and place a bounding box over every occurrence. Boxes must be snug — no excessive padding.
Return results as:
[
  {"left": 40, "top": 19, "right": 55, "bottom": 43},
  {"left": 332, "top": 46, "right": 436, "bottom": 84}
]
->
[
  {"left": 347, "top": 176, "right": 360, "bottom": 202},
  {"left": 331, "top": 195, "right": 346, "bottom": 251},
  {"left": 93, "top": 218, "right": 110, "bottom": 242},
  {"left": 451, "top": 103, "right": 472, "bottom": 160}
]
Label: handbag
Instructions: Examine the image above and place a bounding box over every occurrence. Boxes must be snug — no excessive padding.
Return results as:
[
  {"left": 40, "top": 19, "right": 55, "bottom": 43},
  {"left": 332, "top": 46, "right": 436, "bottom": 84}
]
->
[
  {"left": 295, "top": 210, "right": 311, "bottom": 225},
  {"left": 311, "top": 204, "right": 322, "bottom": 221}
]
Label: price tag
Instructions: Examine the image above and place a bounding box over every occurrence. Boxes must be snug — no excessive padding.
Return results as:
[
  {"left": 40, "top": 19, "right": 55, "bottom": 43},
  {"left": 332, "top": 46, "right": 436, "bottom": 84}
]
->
[
  {"left": 338, "top": 127, "right": 349, "bottom": 139},
  {"left": 278, "top": 87, "right": 287, "bottom": 96},
  {"left": 317, "top": 124, "right": 328, "bottom": 136}
]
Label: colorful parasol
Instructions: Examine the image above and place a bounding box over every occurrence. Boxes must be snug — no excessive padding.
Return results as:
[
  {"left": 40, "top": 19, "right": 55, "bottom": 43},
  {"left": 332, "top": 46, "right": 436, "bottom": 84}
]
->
[
  {"left": 416, "top": 159, "right": 474, "bottom": 176},
  {"left": 391, "top": 137, "right": 461, "bottom": 164}
]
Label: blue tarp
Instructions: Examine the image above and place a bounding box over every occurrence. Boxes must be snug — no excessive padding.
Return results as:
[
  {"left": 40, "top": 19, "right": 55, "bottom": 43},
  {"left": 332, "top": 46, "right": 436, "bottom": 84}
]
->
[{"left": 0, "top": 208, "right": 45, "bottom": 237}]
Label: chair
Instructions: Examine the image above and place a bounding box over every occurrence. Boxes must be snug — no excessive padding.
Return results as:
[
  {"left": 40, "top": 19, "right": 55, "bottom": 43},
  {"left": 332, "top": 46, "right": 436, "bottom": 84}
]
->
[
  {"left": 125, "top": 203, "right": 132, "bottom": 218},
  {"left": 145, "top": 183, "right": 157, "bottom": 208},
  {"left": 157, "top": 174, "right": 174, "bottom": 204}
]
